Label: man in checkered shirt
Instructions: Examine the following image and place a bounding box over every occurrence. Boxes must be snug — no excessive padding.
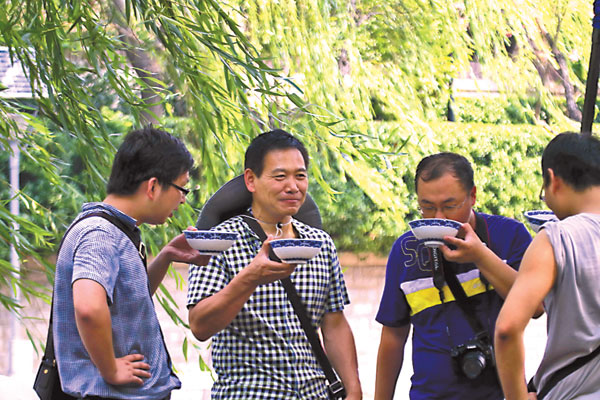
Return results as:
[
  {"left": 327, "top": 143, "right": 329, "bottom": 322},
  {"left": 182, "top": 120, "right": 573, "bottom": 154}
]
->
[{"left": 187, "top": 129, "right": 362, "bottom": 399}]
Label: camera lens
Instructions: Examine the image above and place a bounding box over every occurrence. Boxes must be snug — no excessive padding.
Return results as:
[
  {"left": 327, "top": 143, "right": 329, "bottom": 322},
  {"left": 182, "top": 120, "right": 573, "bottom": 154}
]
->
[{"left": 461, "top": 351, "right": 486, "bottom": 379}]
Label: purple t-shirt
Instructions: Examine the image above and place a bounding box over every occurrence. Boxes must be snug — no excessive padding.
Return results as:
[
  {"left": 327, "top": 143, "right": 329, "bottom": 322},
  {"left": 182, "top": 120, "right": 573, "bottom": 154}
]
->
[{"left": 376, "top": 212, "right": 531, "bottom": 400}]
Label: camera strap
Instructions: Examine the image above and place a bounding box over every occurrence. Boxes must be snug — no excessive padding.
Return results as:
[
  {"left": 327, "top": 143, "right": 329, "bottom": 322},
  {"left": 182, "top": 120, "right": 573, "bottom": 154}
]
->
[
  {"left": 430, "top": 212, "right": 491, "bottom": 335},
  {"left": 431, "top": 247, "right": 488, "bottom": 335},
  {"left": 241, "top": 214, "right": 346, "bottom": 399}
]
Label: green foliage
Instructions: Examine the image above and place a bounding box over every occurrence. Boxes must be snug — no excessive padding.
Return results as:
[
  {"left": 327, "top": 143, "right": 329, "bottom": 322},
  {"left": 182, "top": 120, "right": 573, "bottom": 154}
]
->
[
  {"left": 0, "top": 0, "right": 594, "bottom": 372},
  {"left": 316, "top": 121, "right": 557, "bottom": 254},
  {"left": 446, "top": 96, "right": 565, "bottom": 125}
]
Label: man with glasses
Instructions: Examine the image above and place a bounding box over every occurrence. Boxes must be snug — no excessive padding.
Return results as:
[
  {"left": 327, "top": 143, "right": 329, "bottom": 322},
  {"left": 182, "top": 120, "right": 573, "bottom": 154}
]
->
[
  {"left": 52, "top": 126, "right": 209, "bottom": 399},
  {"left": 495, "top": 133, "right": 600, "bottom": 400},
  {"left": 374, "top": 152, "right": 532, "bottom": 400}
]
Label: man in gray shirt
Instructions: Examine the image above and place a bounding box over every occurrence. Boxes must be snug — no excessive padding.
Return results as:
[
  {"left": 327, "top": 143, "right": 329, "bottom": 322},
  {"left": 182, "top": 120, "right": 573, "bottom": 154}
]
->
[{"left": 495, "top": 132, "right": 600, "bottom": 400}]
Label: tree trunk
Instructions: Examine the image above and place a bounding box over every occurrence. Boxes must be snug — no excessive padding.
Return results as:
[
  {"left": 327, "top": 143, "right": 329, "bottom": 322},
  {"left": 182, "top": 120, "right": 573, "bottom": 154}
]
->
[
  {"left": 111, "top": 0, "right": 164, "bottom": 124},
  {"left": 537, "top": 19, "right": 582, "bottom": 121}
]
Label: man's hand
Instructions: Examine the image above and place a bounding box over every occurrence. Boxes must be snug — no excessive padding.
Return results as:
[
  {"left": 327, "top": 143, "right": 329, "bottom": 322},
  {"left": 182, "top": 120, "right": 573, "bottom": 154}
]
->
[
  {"left": 244, "top": 236, "right": 296, "bottom": 285},
  {"left": 163, "top": 228, "right": 212, "bottom": 266},
  {"left": 439, "top": 222, "right": 487, "bottom": 264},
  {"left": 188, "top": 235, "right": 296, "bottom": 341},
  {"left": 148, "top": 227, "right": 212, "bottom": 294},
  {"left": 101, "top": 353, "right": 151, "bottom": 386},
  {"left": 440, "top": 222, "right": 521, "bottom": 300}
]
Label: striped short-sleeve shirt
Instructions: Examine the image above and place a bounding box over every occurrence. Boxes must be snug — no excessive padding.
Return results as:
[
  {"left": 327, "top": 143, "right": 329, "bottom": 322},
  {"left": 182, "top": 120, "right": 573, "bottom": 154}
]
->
[
  {"left": 187, "top": 215, "right": 350, "bottom": 399},
  {"left": 53, "top": 202, "right": 180, "bottom": 399}
]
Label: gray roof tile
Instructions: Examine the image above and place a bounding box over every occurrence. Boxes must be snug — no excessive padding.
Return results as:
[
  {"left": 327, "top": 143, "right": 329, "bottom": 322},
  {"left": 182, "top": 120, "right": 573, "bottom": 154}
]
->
[{"left": 0, "top": 47, "right": 35, "bottom": 98}]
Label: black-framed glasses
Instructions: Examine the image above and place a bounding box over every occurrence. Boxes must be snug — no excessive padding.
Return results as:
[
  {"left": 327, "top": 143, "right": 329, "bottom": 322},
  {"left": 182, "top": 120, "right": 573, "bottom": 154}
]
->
[{"left": 169, "top": 182, "right": 191, "bottom": 196}]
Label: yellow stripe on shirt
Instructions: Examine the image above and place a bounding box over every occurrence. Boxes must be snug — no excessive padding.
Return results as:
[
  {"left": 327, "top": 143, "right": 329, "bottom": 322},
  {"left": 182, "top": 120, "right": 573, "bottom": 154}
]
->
[{"left": 401, "top": 269, "right": 493, "bottom": 316}]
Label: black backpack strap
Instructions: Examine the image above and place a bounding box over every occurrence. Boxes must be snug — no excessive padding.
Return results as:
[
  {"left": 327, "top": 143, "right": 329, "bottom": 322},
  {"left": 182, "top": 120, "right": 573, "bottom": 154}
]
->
[{"left": 241, "top": 214, "right": 346, "bottom": 399}]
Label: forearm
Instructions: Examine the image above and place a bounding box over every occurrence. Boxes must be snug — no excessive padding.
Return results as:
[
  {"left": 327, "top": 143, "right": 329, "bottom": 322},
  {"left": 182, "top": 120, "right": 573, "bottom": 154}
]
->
[
  {"left": 375, "top": 347, "right": 403, "bottom": 399},
  {"left": 374, "top": 326, "right": 408, "bottom": 400},
  {"left": 188, "top": 268, "right": 258, "bottom": 341},
  {"left": 147, "top": 249, "right": 172, "bottom": 295},
  {"left": 474, "top": 246, "right": 517, "bottom": 299},
  {"left": 477, "top": 248, "right": 544, "bottom": 316},
  {"left": 495, "top": 328, "right": 528, "bottom": 400},
  {"left": 74, "top": 295, "right": 117, "bottom": 379},
  {"left": 321, "top": 314, "right": 362, "bottom": 398},
  {"left": 148, "top": 233, "right": 213, "bottom": 295}
]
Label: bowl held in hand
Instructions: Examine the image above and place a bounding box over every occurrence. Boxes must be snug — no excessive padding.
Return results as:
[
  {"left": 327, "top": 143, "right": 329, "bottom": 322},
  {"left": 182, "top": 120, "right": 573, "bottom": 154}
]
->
[
  {"left": 183, "top": 230, "right": 239, "bottom": 255},
  {"left": 408, "top": 218, "right": 462, "bottom": 247},
  {"left": 524, "top": 210, "right": 558, "bottom": 233},
  {"left": 270, "top": 238, "right": 323, "bottom": 263}
]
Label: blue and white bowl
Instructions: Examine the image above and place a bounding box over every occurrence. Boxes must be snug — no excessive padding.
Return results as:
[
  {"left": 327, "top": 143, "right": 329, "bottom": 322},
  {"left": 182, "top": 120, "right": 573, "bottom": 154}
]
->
[
  {"left": 270, "top": 238, "right": 323, "bottom": 263},
  {"left": 524, "top": 210, "right": 558, "bottom": 233},
  {"left": 183, "top": 230, "right": 239, "bottom": 255},
  {"left": 408, "top": 218, "right": 463, "bottom": 247}
]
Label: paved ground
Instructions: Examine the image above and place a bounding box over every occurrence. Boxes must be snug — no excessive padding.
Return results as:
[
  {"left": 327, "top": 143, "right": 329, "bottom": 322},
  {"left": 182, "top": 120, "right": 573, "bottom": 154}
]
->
[{"left": 0, "top": 262, "right": 547, "bottom": 400}]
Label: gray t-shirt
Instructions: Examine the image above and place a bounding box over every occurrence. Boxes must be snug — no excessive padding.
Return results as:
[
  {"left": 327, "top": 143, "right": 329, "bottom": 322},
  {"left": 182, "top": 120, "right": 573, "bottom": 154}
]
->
[{"left": 533, "top": 213, "right": 600, "bottom": 400}]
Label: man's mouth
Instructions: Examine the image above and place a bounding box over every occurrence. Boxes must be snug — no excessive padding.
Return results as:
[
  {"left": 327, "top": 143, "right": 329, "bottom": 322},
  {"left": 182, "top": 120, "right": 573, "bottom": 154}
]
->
[{"left": 281, "top": 198, "right": 301, "bottom": 204}]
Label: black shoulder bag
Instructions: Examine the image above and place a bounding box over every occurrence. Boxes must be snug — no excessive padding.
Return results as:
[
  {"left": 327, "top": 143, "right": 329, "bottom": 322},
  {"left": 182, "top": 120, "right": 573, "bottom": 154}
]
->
[
  {"left": 241, "top": 215, "right": 346, "bottom": 400},
  {"left": 33, "top": 212, "right": 146, "bottom": 400}
]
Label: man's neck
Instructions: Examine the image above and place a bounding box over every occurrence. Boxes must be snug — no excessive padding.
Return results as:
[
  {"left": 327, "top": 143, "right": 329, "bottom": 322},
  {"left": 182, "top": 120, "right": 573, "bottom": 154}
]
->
[
  {"left": 250, "top": 207, "right": 294, "bottom": 238},
  {"left": 103, "top": 194, "right": 144, "bottom": 226},
  {"left": 566, "top": 187, "right": 600, "bottom": 216}
]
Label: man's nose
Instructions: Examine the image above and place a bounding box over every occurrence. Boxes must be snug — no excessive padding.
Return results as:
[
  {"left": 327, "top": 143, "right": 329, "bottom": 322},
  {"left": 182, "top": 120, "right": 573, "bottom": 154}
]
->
[
  {"left": 285, "top": 178, "right": 299, "bottom": 192},
  {"left": 434, "top": 207, "right": 446, "bottom": 219}
]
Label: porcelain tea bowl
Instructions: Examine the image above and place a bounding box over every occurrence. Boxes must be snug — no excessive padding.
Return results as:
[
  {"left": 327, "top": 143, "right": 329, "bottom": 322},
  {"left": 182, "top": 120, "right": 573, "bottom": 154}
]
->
[
  {"left": 270, "top": 238, "right": 323, "bottom": 263},
  {"left": 183, "top": 230, "right": 239, "bottom": 255},
  {"left": 408, "top": 218, "right": 463, "bottom": 247},
  {"left": 523, "top": 210, "right": 558, "bottom": 233}
]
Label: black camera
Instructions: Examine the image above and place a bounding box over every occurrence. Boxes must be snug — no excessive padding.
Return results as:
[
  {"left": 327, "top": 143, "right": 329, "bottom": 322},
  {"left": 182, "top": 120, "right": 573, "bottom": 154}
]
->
[{"left": 450, "top": 331, "right": 496, "bottom": 379}]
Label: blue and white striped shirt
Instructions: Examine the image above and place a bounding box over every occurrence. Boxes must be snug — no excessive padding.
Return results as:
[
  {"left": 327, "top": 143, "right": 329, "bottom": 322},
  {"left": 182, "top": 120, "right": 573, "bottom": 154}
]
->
[{"left": 53, "top": 202, "right": 180, "bottom": 399}]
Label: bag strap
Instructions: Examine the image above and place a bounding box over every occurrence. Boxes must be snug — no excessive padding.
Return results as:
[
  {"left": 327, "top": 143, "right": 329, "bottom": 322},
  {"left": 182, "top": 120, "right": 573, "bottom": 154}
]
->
[
  {"left": 241, "top": 215, "right": 346, "bottom": 399},
  {"left": 530, "top": 342, "right": 600, "bottom": 399},
  {"left": 42, "top": 211, "right": 146, "bottom": 365}
]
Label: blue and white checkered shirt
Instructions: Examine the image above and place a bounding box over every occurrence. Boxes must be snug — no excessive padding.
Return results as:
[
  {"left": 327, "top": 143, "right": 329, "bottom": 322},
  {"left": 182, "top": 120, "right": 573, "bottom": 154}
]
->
[
  {"left": 53, "top": 202, "right": 181, "bottom": 399},
  {"left": 187, "top": 215, "right": 350, "bottom": 399}
]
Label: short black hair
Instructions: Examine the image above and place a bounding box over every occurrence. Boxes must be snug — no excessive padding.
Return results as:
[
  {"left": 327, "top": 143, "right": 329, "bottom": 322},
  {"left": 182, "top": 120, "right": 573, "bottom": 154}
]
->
[
  {"left": 244, "top": 129, "right": 309, "bottom": 177},
  {"left": 415, "top": 152, "right": 474, "bottom": 192},
  {"left": 107, "top": 126, "right": 194, "bottom": 195},
  {"left": 542, "top": 132, "right": 600, "bottom": 191}
]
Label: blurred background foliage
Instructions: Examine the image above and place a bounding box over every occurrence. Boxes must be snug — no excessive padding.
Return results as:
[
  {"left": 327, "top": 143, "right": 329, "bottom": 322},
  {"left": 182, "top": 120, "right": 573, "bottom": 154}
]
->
[{"left": 0, "top": 0, "right": 593, "bottom": 358}]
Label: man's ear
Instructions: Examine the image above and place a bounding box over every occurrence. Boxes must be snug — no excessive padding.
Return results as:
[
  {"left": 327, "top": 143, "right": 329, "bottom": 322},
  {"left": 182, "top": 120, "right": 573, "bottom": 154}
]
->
[
  {"left": 144, "top": 177, "right": 159, "bottom": 199},
  {"left": 470, "top": 185, "right": 477, "bottom": 206},
  {"left": 547, "top": 168, "right": 562, "bottom": 193},
  {"left": 244, "top": 168, "right": 256, "bottom": 193}
]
